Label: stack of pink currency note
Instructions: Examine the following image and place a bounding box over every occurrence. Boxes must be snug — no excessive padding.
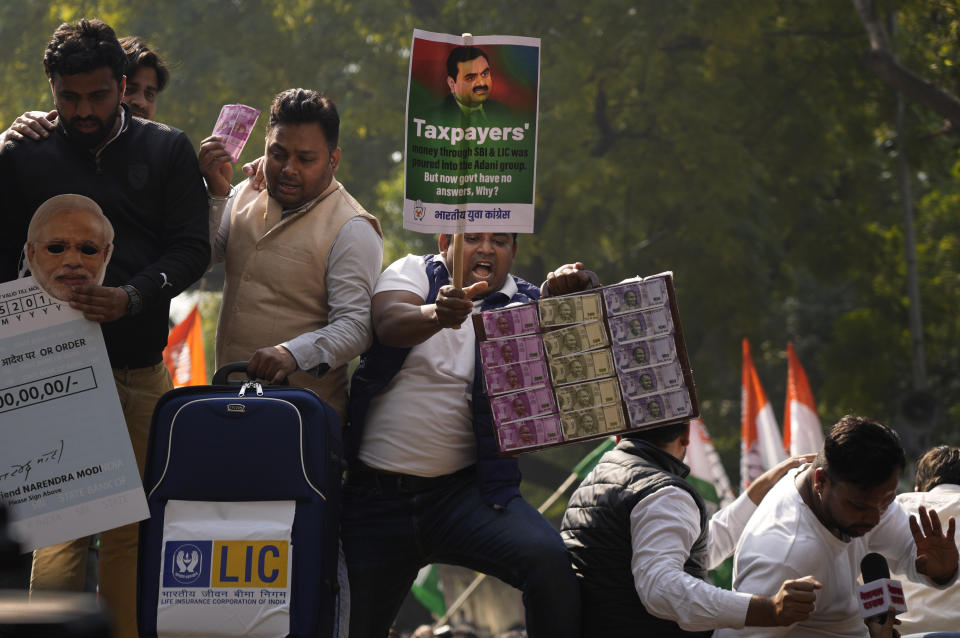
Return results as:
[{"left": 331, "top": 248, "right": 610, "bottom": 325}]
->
[
  {"left": 212, "top": 104, "right": 261, "bottom": 162},
  {"left": 476, "top": 272, "right": 699, "bottom": 454}
]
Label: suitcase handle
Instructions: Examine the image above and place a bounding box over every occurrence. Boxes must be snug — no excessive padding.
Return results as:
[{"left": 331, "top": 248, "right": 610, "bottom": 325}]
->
[
  {"left": 212, "top": 361, "right": 290, "bottom": 386},
  {"left": 212, "top": 362, "right": 251, "bottom": 385}
]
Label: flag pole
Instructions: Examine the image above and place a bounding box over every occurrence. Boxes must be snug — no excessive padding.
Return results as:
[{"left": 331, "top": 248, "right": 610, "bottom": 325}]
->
[{"left": 450, "top": 32, "right": 472, "bottom": 291}]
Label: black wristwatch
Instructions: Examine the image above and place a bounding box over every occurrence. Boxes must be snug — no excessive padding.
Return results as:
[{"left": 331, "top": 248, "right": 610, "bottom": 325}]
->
[{"left": 119, "top": 284, "right": 143, "bottom": 316}]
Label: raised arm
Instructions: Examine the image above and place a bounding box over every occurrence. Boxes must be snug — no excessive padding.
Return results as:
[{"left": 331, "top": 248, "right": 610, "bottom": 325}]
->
[
  {"left": 746, "top": 455, "right": 817, "bottom": 505},
  {"left": 372, "top": 281, "right": 487, "bottom": 349},
  {"left": 910, "top": 505, "right": 958, "bottom": 585}
]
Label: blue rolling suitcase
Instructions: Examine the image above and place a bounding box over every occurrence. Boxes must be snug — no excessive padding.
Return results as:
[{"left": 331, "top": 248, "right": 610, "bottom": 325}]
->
[{"left": 137, "top": 363, "right": 344, "bottom": 638}]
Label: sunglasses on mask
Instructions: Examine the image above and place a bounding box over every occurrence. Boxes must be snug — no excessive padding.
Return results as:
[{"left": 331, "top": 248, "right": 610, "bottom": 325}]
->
[{"left": 39, "top": 241, "right": 103, "bottom": 256}]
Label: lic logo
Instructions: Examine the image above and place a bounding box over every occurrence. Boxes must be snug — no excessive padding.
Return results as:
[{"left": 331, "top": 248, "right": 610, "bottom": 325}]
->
[
  {"left": 173, "top": 544, "right": 202, "bottom": 584},
  {"left": 163, "top": 540, "right": 212, "bottom": 588},
  {"left": 414, "top": 200, "right": 425, "bottom": 221},
  {"left": 162, "top": 539, "right": 289, "bottom": 588}
]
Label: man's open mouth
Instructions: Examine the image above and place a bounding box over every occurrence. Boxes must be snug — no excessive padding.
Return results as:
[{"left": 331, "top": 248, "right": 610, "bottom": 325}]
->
[{"left": 472, "top": 260, "right": 493, "bottom": 278}]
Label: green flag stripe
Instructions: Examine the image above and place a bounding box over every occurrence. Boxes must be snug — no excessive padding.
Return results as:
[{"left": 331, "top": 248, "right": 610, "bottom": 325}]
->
[
  {"left": 687, "top": 474, "right": 721, "bottom": 507},
  {"left": 573, "top": 437, "right": 617, "bottom": 479},
  {"left": 411, "top": 565, "right": 446, "bottom": 617}
]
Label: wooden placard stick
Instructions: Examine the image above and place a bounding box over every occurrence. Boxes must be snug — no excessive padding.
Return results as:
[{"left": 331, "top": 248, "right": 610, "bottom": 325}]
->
[
  {"left": 449, "top": 33, "right": 473, "bottom": 320},
  {"left": 451, "top": 233, "right": 465, "bottom": 288}
]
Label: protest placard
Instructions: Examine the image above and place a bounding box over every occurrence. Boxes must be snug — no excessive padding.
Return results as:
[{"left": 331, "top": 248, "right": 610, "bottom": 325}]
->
[
  {"left": 0, "top": 278, "right": 147, "bottom": 550},
  {"left": 403, "top": 29, "right": 540, "bottom": 235}
]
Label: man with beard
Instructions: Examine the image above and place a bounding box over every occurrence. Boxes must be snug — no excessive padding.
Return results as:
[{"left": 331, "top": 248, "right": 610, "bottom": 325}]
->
[
  {"left": 716, "top": 415, "right": 958, "bottom": 638},
  {"left": 0, "top": 35, "right": 169, "bottom": 142},
  {"left": 562, "top": 423, "right": 821, "bottom": 636},
  {"left": 344, "top": 233, "right": 596, "bottom": 638},
  {"left": 0, "top": 19, "right": 208, "bottom": 638}
]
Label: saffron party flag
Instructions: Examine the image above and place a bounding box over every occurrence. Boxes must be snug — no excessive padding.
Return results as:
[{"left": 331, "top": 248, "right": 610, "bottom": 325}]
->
[
  {"left": 741, "top": 338, "right": 785, "bottom": 490},
  {"left": 163, "top": 305, "right": 207, "bottom": 387},
  {"left": 783, "top": 342, "right": 824, "bottom": 455}
]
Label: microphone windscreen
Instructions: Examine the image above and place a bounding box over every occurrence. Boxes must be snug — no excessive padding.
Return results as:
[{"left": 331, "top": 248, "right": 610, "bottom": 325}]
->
[{"left": 860, "top": 552, "right": 891, "bottom": 583}]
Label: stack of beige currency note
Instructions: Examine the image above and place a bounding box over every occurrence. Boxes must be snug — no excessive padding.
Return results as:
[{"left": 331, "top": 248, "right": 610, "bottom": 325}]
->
[
  {"left": 541, "top": 320, "right": 609, "bottom": 358},
  {"left": 555, "top": 378, "right": 621, "bottom": 412},
  {"left": 548, "top": 350, "right": 615, "bottom": 387},
  {"left": 539, "top": 291, "right": 603, "bottom": 327},
  {"left": 560, "top": 405, "right": 627, "bottom": 440}
]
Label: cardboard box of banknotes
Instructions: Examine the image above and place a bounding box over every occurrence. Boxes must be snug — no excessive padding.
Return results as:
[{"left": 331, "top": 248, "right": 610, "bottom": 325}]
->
[{"left": 474, "top": 271, "right": 699, "bottom": 454}]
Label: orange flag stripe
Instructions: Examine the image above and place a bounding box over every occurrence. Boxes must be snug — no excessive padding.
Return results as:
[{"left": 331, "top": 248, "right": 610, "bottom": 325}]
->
[
  {"left": 784, "top": 341, "right": 822, "bottom": 455},
  {"left": 741, "top": 338, "right": 770, "bottom": 447},
  {"left": 163, "top": 305, "right": 207, "bottom": 387}
]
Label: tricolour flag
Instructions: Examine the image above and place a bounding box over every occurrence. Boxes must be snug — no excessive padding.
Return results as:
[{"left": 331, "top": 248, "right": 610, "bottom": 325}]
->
[
  {"left": 783, "top": 342, "right": 824, "bottom": 456},
  {"left": 411, "top": 564, "right": 446, "bottom": 618},
  {"left": 685, "top": 417, "right": 736, "bottom": 511},
  {"left": 685, "top": 417, "right": 736, "bottom": 588},
  {"left": 741, "top": 338, "right": 785, "bottom": 491},
  {"left": 163, "top": 305, "right": 206, "bottom": 387}
]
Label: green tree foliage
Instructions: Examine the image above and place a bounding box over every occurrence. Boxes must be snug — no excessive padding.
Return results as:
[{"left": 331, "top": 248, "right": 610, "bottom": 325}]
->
[{"left": 2, "top": 0, "right": 959, "bottom": 482}]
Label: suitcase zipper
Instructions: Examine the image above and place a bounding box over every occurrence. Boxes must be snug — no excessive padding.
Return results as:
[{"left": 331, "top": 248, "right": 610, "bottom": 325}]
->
[
  {"left": 148, "top": 396, "right": 326, "bottom": 501},
  {"left": 238, "top": 381, "right": 263, "bottom": 397}
]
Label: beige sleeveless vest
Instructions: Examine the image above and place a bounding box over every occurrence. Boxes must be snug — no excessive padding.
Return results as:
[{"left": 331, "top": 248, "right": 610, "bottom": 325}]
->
[{"left": 216, "top": 178, "right": 381, "bottom": 418}]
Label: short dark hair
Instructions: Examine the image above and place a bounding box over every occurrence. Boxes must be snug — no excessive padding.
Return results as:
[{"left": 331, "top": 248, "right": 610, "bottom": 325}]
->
[
  {"left": 815, "top": 415, "right": 905, "bottom": 488},
  {"left": 446, "top": 46, "right": 490, "bottom": 81},
  {"left": 267, "top": 88, "right": 339, "bottom": 148},
  {"left": 119, "top": 36, "right": 169, "bottom": 91},
  {"left": 43, "top": 19, "right": 126, "bottom": 84},
  {"left": 915, "top": 445, "right": 960, "bottom": 492},
  {"left": 623, "top": 421, "right": 688, "bottom": 447}
]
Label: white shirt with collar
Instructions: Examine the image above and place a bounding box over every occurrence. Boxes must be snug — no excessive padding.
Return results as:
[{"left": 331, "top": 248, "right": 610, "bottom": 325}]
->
[
  {"left": 358, "top": 253, "right": 518, "bottom": 478},
  {"left": 630, "top": 487, "right": 755, "bottom": 631}
]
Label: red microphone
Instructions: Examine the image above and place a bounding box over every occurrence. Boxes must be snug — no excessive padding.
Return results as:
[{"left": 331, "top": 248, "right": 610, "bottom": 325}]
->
[{"left": 858, "top": 552, "right": 907, "bottom": 622}]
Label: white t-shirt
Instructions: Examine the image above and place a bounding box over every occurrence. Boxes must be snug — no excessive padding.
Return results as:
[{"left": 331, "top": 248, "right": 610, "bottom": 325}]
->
[
  {"left": 716, "top": 467, "right": 948, "bottom": 638},
  {"left": 358, "top": 254, "right": 517, "bottom": 477},
  {"left": 891, "top": 484, "right": 960, "bottom": 634}
]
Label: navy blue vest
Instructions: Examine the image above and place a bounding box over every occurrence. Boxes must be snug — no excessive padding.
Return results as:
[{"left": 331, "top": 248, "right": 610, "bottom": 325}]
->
[{"left": 347, "top": 254, "right": 541, "bottom": 507}]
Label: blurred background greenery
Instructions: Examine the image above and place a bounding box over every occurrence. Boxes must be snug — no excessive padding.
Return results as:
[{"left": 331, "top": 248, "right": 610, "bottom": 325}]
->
[{"left": 4, "top": 0, "right": 960, "bottom": 508}]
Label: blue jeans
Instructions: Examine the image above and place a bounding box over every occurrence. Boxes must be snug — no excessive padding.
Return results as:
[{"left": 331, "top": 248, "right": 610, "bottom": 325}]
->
[{"left": 341, "top": 465, "right": 581, "bottom": 638}]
